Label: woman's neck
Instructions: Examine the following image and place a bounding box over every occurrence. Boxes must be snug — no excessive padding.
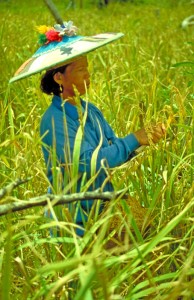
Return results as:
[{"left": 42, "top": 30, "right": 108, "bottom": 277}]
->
[{"left": 61, "top": 94, "right": 81, "bottom": 106}]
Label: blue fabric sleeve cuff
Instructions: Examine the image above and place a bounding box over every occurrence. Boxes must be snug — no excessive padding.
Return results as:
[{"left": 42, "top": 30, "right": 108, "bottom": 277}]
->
[{"left": 124, "top": 133, "right": 140, "bottom": 153}]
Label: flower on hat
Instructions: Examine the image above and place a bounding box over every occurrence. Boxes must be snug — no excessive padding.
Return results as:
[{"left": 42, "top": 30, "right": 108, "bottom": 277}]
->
[
  {"left": 45, "top": 29, "right": 62, "bottom": 43},
  {"left": 36, "top": 25, "right": 52, "bottom": 34},
  {"left": 36, "top": 21, "right": 78, "bottom": 46},
  {"left": 54, "top": 21, "right": 78, "bottom": 37}
]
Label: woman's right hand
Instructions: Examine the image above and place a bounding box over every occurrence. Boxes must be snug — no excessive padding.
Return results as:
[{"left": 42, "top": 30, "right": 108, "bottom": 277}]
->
[{"left": 134, "top": 123, "right": 166, "bottom": 146}]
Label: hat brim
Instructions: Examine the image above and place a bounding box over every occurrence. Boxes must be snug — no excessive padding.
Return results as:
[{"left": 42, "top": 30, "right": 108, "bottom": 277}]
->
[{"left": 9, "top": 32, "right": 124, "bottom": 83}]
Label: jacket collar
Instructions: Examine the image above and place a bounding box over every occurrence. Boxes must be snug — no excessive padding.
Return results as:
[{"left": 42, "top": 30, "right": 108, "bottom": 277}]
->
[{"left": 52, "top": 95, "right": 85, "bottom": 120}]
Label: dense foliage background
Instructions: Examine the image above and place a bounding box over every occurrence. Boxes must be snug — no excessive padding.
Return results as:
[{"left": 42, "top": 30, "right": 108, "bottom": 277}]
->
[{"left": 0, "top": 0, "right": 193, "bottom": 299}]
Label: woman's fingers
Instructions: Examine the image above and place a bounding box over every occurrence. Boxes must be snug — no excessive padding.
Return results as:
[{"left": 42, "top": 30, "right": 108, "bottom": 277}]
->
[
  {"left": 151, "top": 123, "right": 166, "bottom": 143},
  {"left": 134, "top": 123, "right": 166, "bottom": 146}
]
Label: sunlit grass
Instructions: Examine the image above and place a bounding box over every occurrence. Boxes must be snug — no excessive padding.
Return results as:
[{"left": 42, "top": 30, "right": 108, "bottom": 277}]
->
[{"left": 0, "top": 0, "right": 194, "bottom": 299}]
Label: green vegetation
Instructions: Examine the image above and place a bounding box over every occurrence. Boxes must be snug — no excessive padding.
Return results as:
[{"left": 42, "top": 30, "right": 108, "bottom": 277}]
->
[{"left": 0, "top": 0, "right": 193, "bottom": 299}]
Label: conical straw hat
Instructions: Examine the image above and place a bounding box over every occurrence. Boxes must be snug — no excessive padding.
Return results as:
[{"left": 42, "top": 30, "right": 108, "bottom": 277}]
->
[{"left": 9, "top": 21, "right": 124, "bottom": 83}]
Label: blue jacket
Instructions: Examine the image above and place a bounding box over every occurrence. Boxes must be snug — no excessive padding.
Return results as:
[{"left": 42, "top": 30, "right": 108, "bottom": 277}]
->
[{"left": 40, "top": 95, "right": 140, "bottom": 235}]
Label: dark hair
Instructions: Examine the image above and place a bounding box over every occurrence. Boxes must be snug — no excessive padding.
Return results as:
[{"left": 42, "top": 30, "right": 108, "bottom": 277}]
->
[{"left": 40, "top": 64, "right": 69, "bottom": 96}]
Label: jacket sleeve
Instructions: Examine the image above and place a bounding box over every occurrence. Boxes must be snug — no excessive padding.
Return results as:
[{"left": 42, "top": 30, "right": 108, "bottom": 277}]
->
[
  {"left": 77, "top": 105, "right": 140, "bottom": 172},
  {"left": 79, "top": 133, "right": 139, "bottom": 173},
  {"left": 42, "top": 110, "right": 140, "bottom": 175}
]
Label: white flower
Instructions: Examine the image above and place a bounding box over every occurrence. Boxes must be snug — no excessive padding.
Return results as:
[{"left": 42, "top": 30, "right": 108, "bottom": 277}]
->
[{"left": 54, "top": 21, "right": 78, "bottom": 37}]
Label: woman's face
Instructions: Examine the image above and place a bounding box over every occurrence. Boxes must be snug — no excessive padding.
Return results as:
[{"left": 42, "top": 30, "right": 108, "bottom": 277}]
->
[{"left": 61, "top": 56, "right": 90, "bottom": 98}]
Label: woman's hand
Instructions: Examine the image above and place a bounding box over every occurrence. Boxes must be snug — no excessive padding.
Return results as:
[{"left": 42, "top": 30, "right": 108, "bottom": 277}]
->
[{"left": 134, "top": 123, "right": 166, "bottom": 146}]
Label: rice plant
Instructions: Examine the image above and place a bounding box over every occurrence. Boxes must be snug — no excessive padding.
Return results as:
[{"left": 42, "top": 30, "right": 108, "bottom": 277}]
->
[{"left": 0, "top": 0, "right": 193, "bottom": 299}]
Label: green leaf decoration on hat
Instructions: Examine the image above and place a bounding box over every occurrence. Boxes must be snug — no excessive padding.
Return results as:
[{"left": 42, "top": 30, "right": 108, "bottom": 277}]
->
[{"left": 38, "top": 34, "right": 47, "bottom": 45}]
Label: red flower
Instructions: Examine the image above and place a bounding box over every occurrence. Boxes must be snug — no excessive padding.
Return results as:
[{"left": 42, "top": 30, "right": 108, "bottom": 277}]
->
[{"left": 45, "top": 29, "right": 62, "bottom": 43}]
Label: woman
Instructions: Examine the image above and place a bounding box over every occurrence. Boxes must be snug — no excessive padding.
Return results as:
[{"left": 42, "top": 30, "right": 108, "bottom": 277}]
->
[
  {"left": 10, "top": 22, "right": 166, "bottom": 236},
  {"left": 40, "top": 55, "right": 166, "bottom": 236}
]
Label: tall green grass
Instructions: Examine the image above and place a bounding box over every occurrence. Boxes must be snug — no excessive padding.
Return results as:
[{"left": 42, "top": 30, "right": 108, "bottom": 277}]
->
[{"left": 0, "top": 0, "right": 194, "bottom": 299}]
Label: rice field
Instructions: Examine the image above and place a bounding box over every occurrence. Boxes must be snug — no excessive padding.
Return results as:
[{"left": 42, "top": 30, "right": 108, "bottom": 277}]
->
[{"left": 0, "top": 0, "right": 194, "bottom": 299}]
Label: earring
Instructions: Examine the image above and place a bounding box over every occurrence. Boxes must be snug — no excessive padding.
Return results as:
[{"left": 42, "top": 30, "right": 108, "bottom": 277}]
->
[{"left": 59, "top": 84, "right": 63, "bottom": 93}]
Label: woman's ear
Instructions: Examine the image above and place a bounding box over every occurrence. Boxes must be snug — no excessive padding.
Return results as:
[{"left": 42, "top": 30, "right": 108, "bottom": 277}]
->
[{"left": 53, "top": 72, "right": 63, "bottom": 84}]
